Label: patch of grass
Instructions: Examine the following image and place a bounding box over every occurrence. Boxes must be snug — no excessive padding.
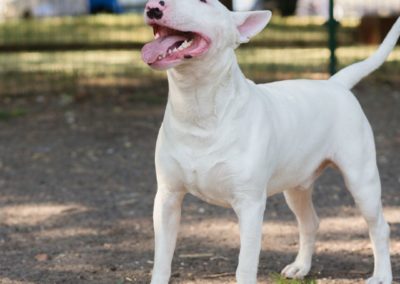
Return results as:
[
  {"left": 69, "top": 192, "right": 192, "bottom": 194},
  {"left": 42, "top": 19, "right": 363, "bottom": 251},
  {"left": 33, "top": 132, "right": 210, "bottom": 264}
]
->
[
  {"left": 0, "top": 14, "right": 398, "bottom": 98},
  {"left": 0, "top": 14, "right": 151, "bottom": 46},
  {"left": 270, "top": 272, "right": 317, "bottom": 284},
  {"left": 0, "top": 109, "right": 27, "bottom": 120},
  {"left": 0, "top": 14, "right": 357, "bottom": 48},
  {"left": 0, "top": 46, "right": 399, "bottom": 97}
]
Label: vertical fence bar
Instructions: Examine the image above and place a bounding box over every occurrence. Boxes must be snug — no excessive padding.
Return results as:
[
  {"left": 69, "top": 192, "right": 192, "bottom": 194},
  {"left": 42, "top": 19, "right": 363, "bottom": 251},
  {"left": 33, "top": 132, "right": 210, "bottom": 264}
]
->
[
  {"left": 220, "top": 0, "right": 233, "bottom": 10},
  {"left": 328, "top": 0, "right": 337, "bottom": 75}
]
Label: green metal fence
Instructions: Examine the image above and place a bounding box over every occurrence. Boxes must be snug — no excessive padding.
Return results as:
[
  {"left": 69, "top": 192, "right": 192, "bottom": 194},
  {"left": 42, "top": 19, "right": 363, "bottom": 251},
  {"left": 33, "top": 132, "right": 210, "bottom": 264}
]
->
[{"left": 0, "top": 1, "right": 399, "bottom": 101}]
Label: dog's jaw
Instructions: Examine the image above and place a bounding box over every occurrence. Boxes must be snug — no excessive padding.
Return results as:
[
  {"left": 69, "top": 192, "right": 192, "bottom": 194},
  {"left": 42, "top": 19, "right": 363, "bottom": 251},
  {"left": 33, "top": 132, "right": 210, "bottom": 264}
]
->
[{"left": 141, "top": 23, "right": 211, "bottom": 70}]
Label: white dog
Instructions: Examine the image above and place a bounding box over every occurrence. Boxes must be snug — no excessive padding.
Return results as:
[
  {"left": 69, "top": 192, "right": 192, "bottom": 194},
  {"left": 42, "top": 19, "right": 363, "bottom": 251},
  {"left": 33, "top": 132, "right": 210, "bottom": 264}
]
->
[{"left": 141, "top": 0, "right": 399, "bottom": 282}]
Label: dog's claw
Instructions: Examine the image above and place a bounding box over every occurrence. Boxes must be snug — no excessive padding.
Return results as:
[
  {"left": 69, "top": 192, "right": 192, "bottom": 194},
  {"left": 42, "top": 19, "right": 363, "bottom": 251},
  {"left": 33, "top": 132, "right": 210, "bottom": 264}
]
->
[{"left": 281, "top": 262, "right": 310, "bottom": 279}]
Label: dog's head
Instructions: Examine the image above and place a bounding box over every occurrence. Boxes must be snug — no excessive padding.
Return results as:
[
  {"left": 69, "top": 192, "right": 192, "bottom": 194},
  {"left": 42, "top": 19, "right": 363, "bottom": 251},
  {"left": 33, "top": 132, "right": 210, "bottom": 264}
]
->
[{"left": 141, "top": 0, "right": 271, "bottom": 70}]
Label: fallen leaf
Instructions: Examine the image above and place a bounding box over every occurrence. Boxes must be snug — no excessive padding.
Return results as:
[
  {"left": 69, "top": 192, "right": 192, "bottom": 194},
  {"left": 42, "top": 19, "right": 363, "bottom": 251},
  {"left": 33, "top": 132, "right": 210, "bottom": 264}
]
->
[{"left": 35, "top": 253, "right": 49, "bottom": 262}]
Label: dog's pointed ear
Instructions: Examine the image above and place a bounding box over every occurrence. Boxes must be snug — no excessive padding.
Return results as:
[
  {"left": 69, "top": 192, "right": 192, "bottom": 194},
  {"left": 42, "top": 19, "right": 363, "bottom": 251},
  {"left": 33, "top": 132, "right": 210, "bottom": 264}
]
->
[{"left": 233, "top": 10, "right": 272, "bottom": 44}]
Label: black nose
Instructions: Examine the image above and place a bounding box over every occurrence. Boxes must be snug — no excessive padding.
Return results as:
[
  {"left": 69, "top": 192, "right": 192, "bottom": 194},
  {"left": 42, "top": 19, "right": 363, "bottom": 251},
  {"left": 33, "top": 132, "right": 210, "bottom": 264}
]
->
[{"left": 147, "top": 8, "right": 163, "bottom": 20}]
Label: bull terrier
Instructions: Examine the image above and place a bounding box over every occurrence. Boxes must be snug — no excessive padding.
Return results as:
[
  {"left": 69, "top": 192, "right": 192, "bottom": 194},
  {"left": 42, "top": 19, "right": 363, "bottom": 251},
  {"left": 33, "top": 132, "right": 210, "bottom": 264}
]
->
[{"left": 141, "top": 0, "right": 400, "bottom": 282}]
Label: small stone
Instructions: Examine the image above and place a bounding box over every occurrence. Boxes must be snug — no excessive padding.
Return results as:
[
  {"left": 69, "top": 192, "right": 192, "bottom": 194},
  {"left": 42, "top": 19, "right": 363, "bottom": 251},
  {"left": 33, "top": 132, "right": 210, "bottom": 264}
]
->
[
  {"left": 65, "top": 111, "right": 76, "bottom": 125},
  {"left": 36, "top": 96, "right": 45, "bottom": 103}
]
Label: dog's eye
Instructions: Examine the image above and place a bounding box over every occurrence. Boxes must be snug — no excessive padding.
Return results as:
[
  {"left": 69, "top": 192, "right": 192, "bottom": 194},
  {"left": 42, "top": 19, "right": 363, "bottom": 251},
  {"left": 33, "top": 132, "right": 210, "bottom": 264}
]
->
[{"left": 200, "top": 0, "right": 207, "bottom": 3}]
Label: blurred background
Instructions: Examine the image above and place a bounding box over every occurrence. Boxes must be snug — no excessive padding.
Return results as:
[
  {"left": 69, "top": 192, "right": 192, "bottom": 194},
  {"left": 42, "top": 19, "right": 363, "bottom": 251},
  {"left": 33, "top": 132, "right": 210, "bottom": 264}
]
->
[{"left": 0, "top": 0, "right": 399, "bottom": 104}]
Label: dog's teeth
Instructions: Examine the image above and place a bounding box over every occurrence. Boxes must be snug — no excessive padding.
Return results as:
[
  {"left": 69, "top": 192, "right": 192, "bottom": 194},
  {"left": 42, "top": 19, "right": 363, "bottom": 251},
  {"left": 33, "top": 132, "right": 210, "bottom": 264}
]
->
[
  {"left": 155, "top": 33, "right": 160, "bottom": 39},
  {"left": 186, "top": 40, "right": 193, "bottom": 47},
  {"left": 173, "top": 48, "right": 178, "bottom": 53},
  {"left": 168, "top": 49, "right": 172, "bottom": 55},
  {"left": 180, "top": 40, "right": 192, "bottom": 50},
  {"left": 158, "top": 55, "right": 163, "bottom": 60},
  {"left": 181, "top": 41, "right": 189, "bottom": 49}
]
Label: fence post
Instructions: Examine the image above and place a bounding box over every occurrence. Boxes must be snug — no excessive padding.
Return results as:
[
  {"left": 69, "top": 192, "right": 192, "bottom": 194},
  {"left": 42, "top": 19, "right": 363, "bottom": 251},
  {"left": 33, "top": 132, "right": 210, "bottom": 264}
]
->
[{"left": 328, "top": 0, "right": 337, "bottom": 75}]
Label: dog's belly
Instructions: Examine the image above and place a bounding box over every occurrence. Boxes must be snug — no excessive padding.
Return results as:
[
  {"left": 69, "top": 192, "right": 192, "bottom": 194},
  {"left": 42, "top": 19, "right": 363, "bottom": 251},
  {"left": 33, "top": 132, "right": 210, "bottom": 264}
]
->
[
  {"left": 267, "top": 170, "right": 315, "bottom": 196},
  {"left": 267, "top": 159, "right": 332, "bottom": 196},
  {"left": 183, "top": 159, "right": 328, "bottom": 205}
]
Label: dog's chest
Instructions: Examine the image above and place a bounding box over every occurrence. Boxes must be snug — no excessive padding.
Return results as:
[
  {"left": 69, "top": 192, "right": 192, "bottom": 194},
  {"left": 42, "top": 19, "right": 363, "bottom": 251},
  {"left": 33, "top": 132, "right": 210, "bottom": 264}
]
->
[{"left": 178, "top": 155, "right": 236, "bottom": 207}]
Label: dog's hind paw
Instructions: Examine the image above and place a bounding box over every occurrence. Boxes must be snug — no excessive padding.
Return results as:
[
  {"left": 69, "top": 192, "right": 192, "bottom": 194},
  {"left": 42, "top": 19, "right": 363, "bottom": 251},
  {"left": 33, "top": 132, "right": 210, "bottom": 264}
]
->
[
  {"left": 281, "top": 262, "right": 311, "bottom": 279},
  {"left": 366, "top": 276, "right": 392, "bottom": 284}
]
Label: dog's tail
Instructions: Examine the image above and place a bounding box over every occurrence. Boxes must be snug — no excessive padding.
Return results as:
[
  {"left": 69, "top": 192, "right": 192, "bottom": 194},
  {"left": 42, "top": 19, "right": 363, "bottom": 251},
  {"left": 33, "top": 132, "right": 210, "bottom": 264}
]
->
[{"left": 330, "top": 17, "right": 400, "bottom": 89}]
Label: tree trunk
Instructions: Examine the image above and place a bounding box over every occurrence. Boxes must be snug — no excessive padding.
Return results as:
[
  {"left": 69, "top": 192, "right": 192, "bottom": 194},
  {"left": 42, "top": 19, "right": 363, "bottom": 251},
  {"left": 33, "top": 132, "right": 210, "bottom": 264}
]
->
[{"left": 220, "top": 0, "right": 233, "bottom": 10}]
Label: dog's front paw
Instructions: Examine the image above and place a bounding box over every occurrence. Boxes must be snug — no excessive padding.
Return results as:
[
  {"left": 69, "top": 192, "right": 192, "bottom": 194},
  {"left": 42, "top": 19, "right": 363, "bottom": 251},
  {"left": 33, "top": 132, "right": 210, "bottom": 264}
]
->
[
  {"left": 281, "top": 262, "right": 311, "bottom": 279},
  {"left": 366, "top": 276, "right": 392, "bottom": 284},
  {"left": 150, "top": 275, "right": 170, "bottom": 284}
]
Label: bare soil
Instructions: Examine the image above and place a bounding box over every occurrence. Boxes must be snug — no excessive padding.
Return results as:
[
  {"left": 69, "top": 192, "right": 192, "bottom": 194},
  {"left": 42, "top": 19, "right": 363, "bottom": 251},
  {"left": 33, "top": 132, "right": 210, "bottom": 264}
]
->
[{"left": 0, "top": 81, "right": 399, "bottom": 284}]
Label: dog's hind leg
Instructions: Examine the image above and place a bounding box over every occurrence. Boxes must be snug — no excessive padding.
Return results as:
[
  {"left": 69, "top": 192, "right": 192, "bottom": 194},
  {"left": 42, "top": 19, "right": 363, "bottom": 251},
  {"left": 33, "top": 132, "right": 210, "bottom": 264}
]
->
[
  {"left": 281, "top": 187, "right": 319, "bottom": 279},
  {"left": 334, "top": 125, "right": 392, "bottom": 284}
]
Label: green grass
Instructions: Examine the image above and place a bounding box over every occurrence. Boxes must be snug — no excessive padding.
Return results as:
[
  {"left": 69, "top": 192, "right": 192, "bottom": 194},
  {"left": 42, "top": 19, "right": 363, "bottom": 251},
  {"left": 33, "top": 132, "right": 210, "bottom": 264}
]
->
[
  {"left": 270, "top": 273, "right": 317, "bottom": 284},
  {"left": 0, "top": 14, "right": 150, "bottom": 46},
  {"left": 2, "top": 47, "right": 398, "bottom": 77},
  {"left": 0, "top": 109, "right": 27, "bottom": 120},
  {"left": 0, "top": 13, "right": 357, "bottom": 47},
  {"left": 0, "top": 46, "right": 399, "bottom": 97},
  {"left": 0, "top": 14, "right": 398, "bottom": 98}
]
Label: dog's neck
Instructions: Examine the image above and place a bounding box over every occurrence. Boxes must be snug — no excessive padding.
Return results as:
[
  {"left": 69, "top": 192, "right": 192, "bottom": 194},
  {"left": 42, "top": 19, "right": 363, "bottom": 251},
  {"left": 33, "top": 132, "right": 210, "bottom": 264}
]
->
[{"left": 165, "top": 49, "right": 249, "bottom": 130}]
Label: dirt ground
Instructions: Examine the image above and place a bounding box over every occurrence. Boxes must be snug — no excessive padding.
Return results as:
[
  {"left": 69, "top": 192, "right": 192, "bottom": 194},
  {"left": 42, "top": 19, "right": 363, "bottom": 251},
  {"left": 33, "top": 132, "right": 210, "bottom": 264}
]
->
[{"left": 0, "top": 81, "right": 399, "bottom": 284}]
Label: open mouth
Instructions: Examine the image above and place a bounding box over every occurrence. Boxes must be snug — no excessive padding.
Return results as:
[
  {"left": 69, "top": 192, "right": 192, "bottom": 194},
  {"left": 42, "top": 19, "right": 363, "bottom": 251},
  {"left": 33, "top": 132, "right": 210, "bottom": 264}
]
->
[{"left": 141, "top": 24, "right": 210, "bottom": 69}]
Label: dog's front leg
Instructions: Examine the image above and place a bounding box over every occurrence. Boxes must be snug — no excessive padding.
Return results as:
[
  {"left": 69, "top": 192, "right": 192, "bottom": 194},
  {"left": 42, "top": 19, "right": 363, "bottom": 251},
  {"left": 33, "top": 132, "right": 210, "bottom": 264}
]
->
[
  {"left": 233, "top": 196, "right": 267, "bottom": 284},
  {"left": 151, "top": 189, "right": 185, "bottom": 284}
]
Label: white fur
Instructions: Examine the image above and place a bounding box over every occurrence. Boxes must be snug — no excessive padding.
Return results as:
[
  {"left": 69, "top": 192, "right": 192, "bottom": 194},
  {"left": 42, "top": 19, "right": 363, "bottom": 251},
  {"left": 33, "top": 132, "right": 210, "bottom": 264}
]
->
[{"left": 145, "top": 0, "right": 399, "bottom": 283}]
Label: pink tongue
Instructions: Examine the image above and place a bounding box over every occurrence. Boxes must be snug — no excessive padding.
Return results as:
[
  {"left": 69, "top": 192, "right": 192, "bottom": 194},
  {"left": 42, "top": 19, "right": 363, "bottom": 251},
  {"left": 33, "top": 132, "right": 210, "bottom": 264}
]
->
[{"left": 142, "top": 35, "right": 187, "bottom": 64}]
